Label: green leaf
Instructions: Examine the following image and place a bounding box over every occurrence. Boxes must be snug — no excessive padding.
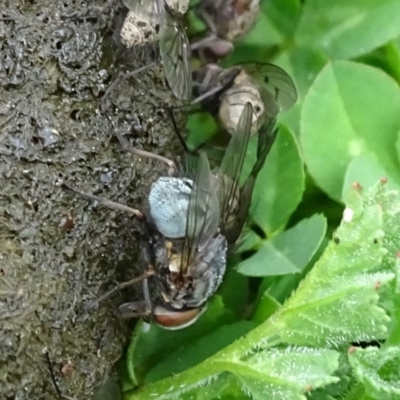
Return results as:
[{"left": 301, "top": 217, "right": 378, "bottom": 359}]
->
[
  {"left": 301, "top": 61, "right": 400, "bottom": 201},
  {"left": 342, "top": 155, "right": 400, "bottom": 202},
  {"left": 252, "top": 291, "right": 282, "bottom": 324},
  {"left": 265, "top": 237, "right": 329, "bottom": 305},
  {"left": 217, "top": 268, "right": 250, "bottom": 319},
  {"left": 296, "top": 0, "right": 400, "bottom": 59},
  {"left": 287, "top": 46, "right": 329, "bottom": 101},
  {"left": 179, "top": 373, "right": 242, "bottom": 400},
  {"left": 395, "top": 130, "right": 400, "bottom": 164},
  {"left": 146, "top": 321, "right": 256, "bottom": 382},
  {"left": 124, "top": 181, "right": 394, "bottom": 400},
  {"left": 387, "top": 255, "right": 400, "bottom": 347},
  {"left": 236, "top": 348, "right": 339, "bottom": 400},
  {"left": 348, "top": 345, "right": 400, "bottom": 399},
  {"left": 262, "top": 0, "right": 302, "bottom": 38},
  {"left": 186, "top": 112, "right": 218, "bottom": 150},
  {"left": 276, "top": 185, "right": 392, "bottom": 347},
  {"left": 238, "top": 214, "right": 327, "bottom": 276},
  {"left": 126, "top": 296, "right": 234, "bottom": 385},
  {"left": 308, "top": 353, "right": 353, "bottom": 400},
  {"left": 244, "top": 124, "right": 305, "bottom": 235}
]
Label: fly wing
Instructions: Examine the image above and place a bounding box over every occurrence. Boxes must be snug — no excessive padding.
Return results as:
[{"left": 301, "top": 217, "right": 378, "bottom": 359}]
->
[
  {"left": 159, "top": 4, "right": 192, "bottom": 100},
  {"left": 123, "top": 0, "right": 165, "bottom": 24},
  {"left": 216, "top": 102, "right": 253, "bottom": 243},
  {"left": 235, "top": 116, "right": 278, "bottom": 242},
  {"left": 244, "top": 63, "right": 297, "bottom": 116},
  {"left": 181, "top": 151, "right": 220, "bottom": 273}
]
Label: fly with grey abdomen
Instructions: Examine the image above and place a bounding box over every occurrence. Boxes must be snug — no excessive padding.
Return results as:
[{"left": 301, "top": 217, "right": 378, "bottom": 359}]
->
[
  {"left": 63, "top": 102, "right": 277, "bottom": 329},
  {"left": 121, "top": 102, "right": 277, "bottom": 328},
  {"left": 63, "top": 148, "right": 225, "bottom": 329},
  {"left": 140, "top": 150, "right": 228, "bottom": 328}
]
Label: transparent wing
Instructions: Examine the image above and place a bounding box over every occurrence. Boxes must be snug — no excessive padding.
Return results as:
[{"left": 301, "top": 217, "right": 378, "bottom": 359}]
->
[
  {"left": 159, "top": 5, "right": 192, "bottom": 100},
  {"left": 244, "top": 63, "right": 297, "bottom": 115},
  {"left": 181, "top": 151, "right": 220, "bottom": 272},
  {"left": 235, "top": 116, "right": 278, "bottom": 240},
  {"left": 216, "top": 102, "right": 253, "bottom": 242},
  {"left": 123, "top": 0, "right": 165, "bottom": 24}
]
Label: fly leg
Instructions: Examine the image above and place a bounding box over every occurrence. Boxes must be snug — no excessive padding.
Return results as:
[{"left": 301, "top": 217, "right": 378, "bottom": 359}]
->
[
  {"left": 193, "top": 7, "right": 218, "bottom": 43},
  {"left": 191, "top": 8, "right": 233, "bottom": 58},
  {"left": 115, "top": 130, "right": 176, "bottom": 176},
  {"left": 118, "top": 278, "right": 153, "bottom": 319},
  {"left": 191, "top": 66, "right": 241, "bottom": 106},
  {"left": 165, "top": 107, "right": 197, "bottom": 155},
  {"left": 62, "top": 184, "right": 143, "bottom": 219},
  {"left": 118, "top": 245, "right": 154, "bottom": 319},
  {"left": 85, "top": 268, "right": 155, "bottom": 311},
  {"left": 100, "top": 63, "right": 156, "bottom": 112},
  {"left": 190, "top": 34, "right": 218, "bottom": 51}
]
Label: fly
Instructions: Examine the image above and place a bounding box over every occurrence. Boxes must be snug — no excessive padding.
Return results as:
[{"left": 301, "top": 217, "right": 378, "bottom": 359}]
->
[
  {"left": 63, "top": 125, "right": 223, "bottom": 329},
  {"left": 142, "top": 102, "right": 278, "bottom": 326},
  {"left": 192, "top": 0, "right": 260, "bottom": 58},
  {"left": 140, "top": 150, "right": 227, "bottom": 328},
  {"left": 63, "top": 103, "right": 276, "bottom": 330},
  {"left": 192, "top": 62, "right": 297, "bottom": 135},
  {"left": 122, "top": 0, "right": 192, "bottom": 100}
]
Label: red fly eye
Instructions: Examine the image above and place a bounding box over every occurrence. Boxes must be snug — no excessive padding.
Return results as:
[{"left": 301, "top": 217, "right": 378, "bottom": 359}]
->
[{"left": 153, "top": 306, "right": 206, "bottom": 330}]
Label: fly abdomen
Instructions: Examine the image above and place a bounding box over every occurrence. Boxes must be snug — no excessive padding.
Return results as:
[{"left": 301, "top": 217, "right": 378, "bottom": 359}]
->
[{"left": 148, "top": 176, "right": 193, "bottom": 238}]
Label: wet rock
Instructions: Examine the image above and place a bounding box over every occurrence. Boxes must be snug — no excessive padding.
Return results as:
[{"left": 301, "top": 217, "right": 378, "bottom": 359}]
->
[
  {"left": 38, "top": 127, "right": 60, "bottom": 147},
  {"left": 0, "top": 1, "right": 184, "bottom": 399}
]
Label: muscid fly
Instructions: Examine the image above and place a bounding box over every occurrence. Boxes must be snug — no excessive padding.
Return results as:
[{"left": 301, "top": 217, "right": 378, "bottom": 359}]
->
[
  {"left": 119, "top": 102, "right": 278, "bottom": 328},
  {"left": 63, "top": 103, "right": 276, "bottom": 329},
  {"left": 122, "top": 0, "right": 192, "bottom": 100},
  {"left": 63, "top": 148, "right": 224, "bottom": 329}
]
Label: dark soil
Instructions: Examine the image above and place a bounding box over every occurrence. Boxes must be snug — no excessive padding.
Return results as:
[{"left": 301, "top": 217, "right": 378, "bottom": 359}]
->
[{"left": 0, "top": 1, "right": 184, "bottom": 398}]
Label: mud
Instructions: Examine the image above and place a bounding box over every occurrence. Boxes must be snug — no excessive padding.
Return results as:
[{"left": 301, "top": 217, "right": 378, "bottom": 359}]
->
[{"left": 0, "top": 1, "right": 183, "bottom": 398}]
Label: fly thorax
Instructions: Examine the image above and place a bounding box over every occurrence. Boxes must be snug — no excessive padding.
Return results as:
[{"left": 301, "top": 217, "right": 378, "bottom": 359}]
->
[
  {"left": 148, "top": 177, "right": 192, "bottom": 239},
  {"left": 120, "top": 11, "right": 157, "bottom": 48},
  {"left": 219, "top": 71, "right": 264, "bottom": 135}
]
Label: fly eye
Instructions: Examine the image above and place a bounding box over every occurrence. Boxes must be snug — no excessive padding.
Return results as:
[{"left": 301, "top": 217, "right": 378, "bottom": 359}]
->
[
  {"left": 153, "top": 306, "right": 206, "bottom": 330},
  {"left": 253, "top": 104, "right": 262, "bottom": 114},
  {"left": 170, "top": 246, "right": 178, "bottom": 254}
]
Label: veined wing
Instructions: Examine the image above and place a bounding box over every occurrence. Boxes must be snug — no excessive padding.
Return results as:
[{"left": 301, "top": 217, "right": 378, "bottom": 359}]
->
[
  {"left": 159, "top": 4, "right": 192, "bottom": 100},
  {"left": 123, "top": 0, "right": 165, "bottom": 24},
  {"left": 236, "top": 115, "right": 278, "bottom": 239},
  {"left": 215, "top": 102, "right": 253, "bottom": 244},
  {"left": 244, "top": 63, "right": 297, "bottom": 116},
  {"left": 180, "top": 151, "right": 220, "bottom": 273}
]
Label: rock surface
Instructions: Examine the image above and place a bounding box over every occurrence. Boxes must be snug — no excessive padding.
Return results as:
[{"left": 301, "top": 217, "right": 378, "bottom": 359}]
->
[{"left": 0, "top": 1, "right": 183, "bottom": 398}]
